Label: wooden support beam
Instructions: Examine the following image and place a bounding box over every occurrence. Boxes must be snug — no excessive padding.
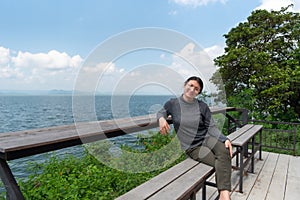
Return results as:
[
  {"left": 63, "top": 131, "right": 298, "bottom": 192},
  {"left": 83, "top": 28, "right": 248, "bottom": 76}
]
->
[{"left": 0, "top": 159, "right": 24, "bottom": 200}]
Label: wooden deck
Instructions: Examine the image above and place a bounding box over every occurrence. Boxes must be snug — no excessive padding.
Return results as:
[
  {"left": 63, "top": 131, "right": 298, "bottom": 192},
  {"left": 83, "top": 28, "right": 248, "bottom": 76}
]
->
[{"left": 197, "top": 151, "right": 300, "bottom": 200}]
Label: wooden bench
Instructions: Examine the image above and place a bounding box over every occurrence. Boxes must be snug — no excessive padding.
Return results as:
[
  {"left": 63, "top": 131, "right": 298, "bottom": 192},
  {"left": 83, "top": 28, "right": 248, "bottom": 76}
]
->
[
  {"left": 117, "top": 124, "right": 263, "bottom": 199},
  {"left": 116, "top": 158, "right": 216, "bottom": 200},
  {"left": 227, "top": 124, "right": 263, "bottom": 193}
]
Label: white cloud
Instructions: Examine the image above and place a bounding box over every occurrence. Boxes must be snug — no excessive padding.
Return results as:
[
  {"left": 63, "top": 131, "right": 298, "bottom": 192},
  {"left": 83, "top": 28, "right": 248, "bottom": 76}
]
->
[
  {"left": 160, "top": 53, "right": 166, "bottom": 59},
  {"left": 0, "top": 66, "right": 23, "bottom": 79},
  {"left": 74, "top": 43, "right": 225, "bottom": 95},
  {"left": 255, "top": 0, "right": 300, "bottom": 12},
  {"left": 173, "top": 43, "right": 214, "bottom": 75},
  {"left": 82, "top": 62, "right": 124, "bottom": 74},
  {"left": 166, "top": 43, "right": 222, "bottom": 94},
  {"left": 171, "top": 0, "right": 227, "bottom": 7},
  {"left": 0, "top": 47, "right": 10, "bottom": 65},
  {"left": 0, "top": 43, "right": 226, "bottom": 93},
  {"left": 105, "top": 64, "right": 184, "bottom": 95},
  {"left": 74, "top": 61, "right": 127, "bottom": 93},
  {"left": 0, "top": 46, "right": 83, "bottom": 90},
  {"left": 168, "top": 10, "right": 178, "bottom": 15},
  {"left": 12, "top": 50, "right": 83, "bottom": 70},
  {"left": 204, "top": 45, "right": 224, "bottom": 60}
]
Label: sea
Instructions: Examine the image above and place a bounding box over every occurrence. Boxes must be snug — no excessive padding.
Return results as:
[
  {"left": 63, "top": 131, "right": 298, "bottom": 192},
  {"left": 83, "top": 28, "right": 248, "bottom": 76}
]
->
[{"left": 0, "top": 95, "right": 174, "bottom": 192}]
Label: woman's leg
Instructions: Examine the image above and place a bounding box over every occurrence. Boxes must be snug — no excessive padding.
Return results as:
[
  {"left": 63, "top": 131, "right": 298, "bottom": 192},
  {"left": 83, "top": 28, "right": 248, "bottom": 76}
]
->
[
  {"left": 187, "top": 137, "right": 231, "bottom": 198},
  {"left": 203, "top": 137, "right": 231, "bottom": 192}
]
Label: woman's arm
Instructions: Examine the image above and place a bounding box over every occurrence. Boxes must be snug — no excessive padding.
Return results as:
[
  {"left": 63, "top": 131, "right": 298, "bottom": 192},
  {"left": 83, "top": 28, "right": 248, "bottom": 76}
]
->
[
  {"left": 157, "top": 100, "right": 172, "bottom": 135},
  {"left": 158, "top": 117, "right": 170, "bottom": 135}
]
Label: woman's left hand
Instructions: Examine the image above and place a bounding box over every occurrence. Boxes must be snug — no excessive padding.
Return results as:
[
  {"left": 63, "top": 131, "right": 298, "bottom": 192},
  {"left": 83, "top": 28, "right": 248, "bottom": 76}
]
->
[{"left": 225, "top": 139, "right": 233, "bottom": 158}]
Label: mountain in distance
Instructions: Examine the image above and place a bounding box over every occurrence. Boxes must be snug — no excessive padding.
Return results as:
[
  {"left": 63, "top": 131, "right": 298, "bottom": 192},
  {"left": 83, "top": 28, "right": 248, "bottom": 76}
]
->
[
  {"left": 0, "top": 90, "right": 115, "bottom": 96},
  {"left": 0, "top": 89, "right": 74, "bottom": 95},
  {"left": 0, "top": 90, "right": 173, "bottom": 96}
]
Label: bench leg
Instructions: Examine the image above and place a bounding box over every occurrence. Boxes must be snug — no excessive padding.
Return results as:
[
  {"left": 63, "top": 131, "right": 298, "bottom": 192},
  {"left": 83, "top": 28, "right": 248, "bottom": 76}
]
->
[
  {"left": 250, "top": 137, "right": 255, "bottom": 173},
  {"left": 0, "top": 159, "right": 25, "bottom": 200},
  {"left": 259, "top": 129, "right": 262, "bottom": 160},
  {"left": 235, "top": 150, "right": 239, "bottom": 168},
  {"left": 239, "top": 146, "right": 244, "bottom": 193},
  {"left": 190, "top": 192, "right": 196, "bottom": 200},
  {"left": 202, "top": 184, "right": 206, "bottom": 200}
]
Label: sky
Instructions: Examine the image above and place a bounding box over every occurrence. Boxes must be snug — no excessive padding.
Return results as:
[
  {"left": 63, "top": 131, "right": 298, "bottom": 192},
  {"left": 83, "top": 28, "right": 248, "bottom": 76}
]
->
[{"left": 0, "top": 0, "right": 299, "bottom": 95}]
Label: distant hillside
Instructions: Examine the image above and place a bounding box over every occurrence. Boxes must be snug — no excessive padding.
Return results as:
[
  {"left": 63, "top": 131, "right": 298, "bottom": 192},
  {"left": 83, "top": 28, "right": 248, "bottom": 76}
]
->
[{"left": 0, "top": 90, "right": 73, "bottom": 95}]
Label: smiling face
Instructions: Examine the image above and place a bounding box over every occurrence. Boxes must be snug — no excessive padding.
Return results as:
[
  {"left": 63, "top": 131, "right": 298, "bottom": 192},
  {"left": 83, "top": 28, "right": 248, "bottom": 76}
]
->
[{"left": 183, "top": 80, "right": 201, "bottom": 102}]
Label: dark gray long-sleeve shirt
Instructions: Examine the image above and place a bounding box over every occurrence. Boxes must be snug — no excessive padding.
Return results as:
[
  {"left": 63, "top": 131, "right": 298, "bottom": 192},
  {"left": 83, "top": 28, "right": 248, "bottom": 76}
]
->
[{"left": 157, "top": 95, "right": 228, "bottom": 151}]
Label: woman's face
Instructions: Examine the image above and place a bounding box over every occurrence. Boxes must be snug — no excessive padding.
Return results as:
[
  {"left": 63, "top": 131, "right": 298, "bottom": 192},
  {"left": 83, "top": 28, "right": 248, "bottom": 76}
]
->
[{"left": 183, "top": 80, "right": 201, "bottom": 101}]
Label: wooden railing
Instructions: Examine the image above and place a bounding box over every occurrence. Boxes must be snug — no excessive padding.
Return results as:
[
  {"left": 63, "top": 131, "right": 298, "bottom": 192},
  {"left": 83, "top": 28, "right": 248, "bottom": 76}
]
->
[{"left": 0, "top": 107, "right": 249, "bottom": 199}]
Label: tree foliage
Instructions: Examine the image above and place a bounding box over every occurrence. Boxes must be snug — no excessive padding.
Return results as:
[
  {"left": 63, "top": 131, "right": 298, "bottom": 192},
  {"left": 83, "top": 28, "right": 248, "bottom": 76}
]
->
[{"left": 211, "top": 5, "right": 300, "bottom": 121}]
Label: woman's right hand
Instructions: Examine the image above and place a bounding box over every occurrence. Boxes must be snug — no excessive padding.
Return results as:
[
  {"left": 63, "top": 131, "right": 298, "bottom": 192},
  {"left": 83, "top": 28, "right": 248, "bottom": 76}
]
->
[{"left": 158, "top": 117, "right": 170, "bottom": 135}]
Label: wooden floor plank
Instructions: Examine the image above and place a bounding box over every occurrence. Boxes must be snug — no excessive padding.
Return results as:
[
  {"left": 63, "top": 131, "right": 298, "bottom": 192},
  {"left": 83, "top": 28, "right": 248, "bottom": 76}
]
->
[
  {"left": 285, "top": 156, "right": 300, "bottom": 200},
  {"left": 244, "top": 152, "right": 278, "bottom": 200},
  {"left": 265, "top": 154, "right": 290, "bottom": 200},
  {"left": 198, "top": 151, "right": 268, "bottom": 200},
  {"left": 230, "top": 151, "right": 269, "bottom": 200},
  {"left": 196, "top": 152, "right": 299, "bottom": 200}
]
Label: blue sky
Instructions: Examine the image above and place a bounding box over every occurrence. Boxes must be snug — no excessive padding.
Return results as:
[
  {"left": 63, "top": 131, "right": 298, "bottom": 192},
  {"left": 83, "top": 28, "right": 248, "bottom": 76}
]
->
[{"left": 0, "top": 0, "right": 299, "bottom": 94}]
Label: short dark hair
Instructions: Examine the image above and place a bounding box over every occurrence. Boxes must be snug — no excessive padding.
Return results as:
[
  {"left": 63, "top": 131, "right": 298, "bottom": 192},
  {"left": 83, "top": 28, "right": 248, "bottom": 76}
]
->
[{"left": 184, "top": 76, "right": 204, "bottom": 94}]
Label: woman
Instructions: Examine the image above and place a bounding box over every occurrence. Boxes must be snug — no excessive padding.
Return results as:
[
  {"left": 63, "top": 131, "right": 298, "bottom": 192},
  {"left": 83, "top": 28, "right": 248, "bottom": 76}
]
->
[{"left": 157, "top": 76, "right": 232, "bottom": 200}]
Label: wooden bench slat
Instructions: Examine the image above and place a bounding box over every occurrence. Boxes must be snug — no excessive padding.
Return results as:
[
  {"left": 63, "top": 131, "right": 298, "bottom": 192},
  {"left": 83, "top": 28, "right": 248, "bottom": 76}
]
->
[
  {"left": 227, "top": 124, "right": 254, "bottom": 141},
  {"left": 231, "top": 125, "right": 263, "bottom": 146},
  {"left": 116, "top": 158, "right": 200, "bottom": 200},
  {"left": 149, "top": 163, "right": 214, "bottom": 200}
]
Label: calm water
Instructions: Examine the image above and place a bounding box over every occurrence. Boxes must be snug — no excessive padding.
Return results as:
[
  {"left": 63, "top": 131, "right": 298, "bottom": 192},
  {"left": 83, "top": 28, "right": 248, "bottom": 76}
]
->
[{"left": 0, "top": 95, "right": 173, "bottom": 189}]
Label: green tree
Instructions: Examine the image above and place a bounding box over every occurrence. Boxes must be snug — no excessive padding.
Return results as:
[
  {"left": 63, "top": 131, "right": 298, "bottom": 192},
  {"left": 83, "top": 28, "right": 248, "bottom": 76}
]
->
[{"left": 211, "top": 5, "right": 300, "bottom": 122}]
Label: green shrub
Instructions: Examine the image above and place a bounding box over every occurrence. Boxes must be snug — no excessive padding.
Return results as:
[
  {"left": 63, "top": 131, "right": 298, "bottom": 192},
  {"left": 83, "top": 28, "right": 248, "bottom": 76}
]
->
[{"left": 8, "top": 131, "right": 185, "bottom": 200}]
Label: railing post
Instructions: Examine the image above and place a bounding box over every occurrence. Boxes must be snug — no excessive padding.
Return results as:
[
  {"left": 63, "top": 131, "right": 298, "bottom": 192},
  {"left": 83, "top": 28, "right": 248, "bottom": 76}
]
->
[
  {"left": 240, "top": 108, "right": 249, "bottom": 126},
  {"left": 238, "top": 108, "right": 249, "bottom": 156},
  {"left": 0, "top": 159, "right": 25, "bottom": 200}
]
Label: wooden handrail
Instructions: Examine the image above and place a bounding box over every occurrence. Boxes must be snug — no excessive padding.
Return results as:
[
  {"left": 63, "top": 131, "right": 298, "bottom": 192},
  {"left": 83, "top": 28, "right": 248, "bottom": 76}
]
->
[
  {"left": 0, "top": 107, "right": 238, "bottom": 161},
  {"left": 0, "top": 115, "right": 157, "bottom": 161}
]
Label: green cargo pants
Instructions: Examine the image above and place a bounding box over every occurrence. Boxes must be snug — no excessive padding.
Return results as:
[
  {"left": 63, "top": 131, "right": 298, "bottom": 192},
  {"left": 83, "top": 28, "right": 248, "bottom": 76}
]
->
[{"left": 186, "top": 136, "right": 232, "bottom": 191}]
